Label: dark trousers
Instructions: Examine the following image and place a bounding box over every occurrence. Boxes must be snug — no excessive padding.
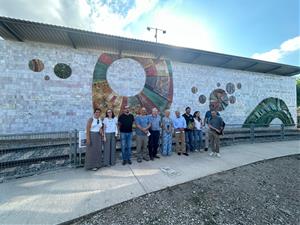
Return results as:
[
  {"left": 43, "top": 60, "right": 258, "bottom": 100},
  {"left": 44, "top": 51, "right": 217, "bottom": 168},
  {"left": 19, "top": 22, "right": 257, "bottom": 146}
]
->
[{"left": 148, "top": 130, "right": 160, "bottom": 158}]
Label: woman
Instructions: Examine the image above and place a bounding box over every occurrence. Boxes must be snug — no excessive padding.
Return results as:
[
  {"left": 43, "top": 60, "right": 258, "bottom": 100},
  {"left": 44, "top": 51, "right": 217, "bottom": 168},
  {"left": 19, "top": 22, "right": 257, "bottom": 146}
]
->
[
  {"left": 193, "top": 111, "right": 203, "bottom": 152},
  {"left": 103, "top": 109, "right": 118, "bottom": 166},
  {"left": 161, "top": 109, "right": 173, "bottom": 156},
  {"left": 85, "top": 108, "right": 103, "bottom": 171}
]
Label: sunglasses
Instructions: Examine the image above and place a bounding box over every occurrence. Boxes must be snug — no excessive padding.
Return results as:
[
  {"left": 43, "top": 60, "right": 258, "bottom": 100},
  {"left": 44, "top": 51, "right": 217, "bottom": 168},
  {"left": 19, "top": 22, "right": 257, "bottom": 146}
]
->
[{"left": 97, "top": 119, "right": 100, "bottom": 124}]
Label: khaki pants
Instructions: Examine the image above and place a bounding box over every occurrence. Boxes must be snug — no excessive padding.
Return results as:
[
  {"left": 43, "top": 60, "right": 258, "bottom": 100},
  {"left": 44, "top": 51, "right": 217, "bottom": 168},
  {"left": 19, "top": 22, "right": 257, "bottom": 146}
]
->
[
  {"left": 208, "top": 130, "right": 220, "bottom": 153},
  {"left": 175, "top": 131, "right": 186, "bottom": 153},
  {"left": 136, "top": 135, "right": 150, "bottom": 160}
]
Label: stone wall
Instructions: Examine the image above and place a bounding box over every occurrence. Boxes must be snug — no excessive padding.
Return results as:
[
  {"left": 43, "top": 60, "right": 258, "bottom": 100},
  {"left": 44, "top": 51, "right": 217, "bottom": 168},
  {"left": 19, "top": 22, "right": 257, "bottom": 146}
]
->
[{"left": 0, "top": 40, "right": 297, "bottom": 134}]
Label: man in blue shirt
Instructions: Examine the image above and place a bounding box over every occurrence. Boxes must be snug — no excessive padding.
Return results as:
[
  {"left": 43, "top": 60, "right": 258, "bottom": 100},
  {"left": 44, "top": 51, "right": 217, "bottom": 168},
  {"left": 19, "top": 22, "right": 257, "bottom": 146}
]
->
[
  {"left": 135, "top": 107, "right": 151, "bottom": 163},
  {"left": 173, "top": 110, "right": 188, "bottom": 156},
  {"left": 148, "top": 108, "right": 161, "bottom": 160}
]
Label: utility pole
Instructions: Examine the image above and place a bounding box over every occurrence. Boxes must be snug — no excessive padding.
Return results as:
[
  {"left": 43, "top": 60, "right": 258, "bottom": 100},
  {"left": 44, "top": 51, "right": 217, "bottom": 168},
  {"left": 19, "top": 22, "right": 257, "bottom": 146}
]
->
[{"left": 147, "top": 26, "right": 166, "bottom": 43}]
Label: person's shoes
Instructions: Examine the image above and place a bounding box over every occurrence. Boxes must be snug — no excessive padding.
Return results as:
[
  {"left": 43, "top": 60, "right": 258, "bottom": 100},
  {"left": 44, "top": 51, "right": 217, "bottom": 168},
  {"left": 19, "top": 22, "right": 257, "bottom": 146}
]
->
[
  {"left": 137, "top": 159, "right": 142, "bottom": 163},
  {"left": 150, "top": 157, "right": 154, "bottom": 161},
  {"left": 122, "top": 160, "right": 127, "bottom": 165},
  {"left": 177, "top": 153, "right": 181, "bottom": 156},
  {"left": 204, "top": 148, "right": 208, "bottom": 151},
  {"left": 194, "top": 149, "right": 199, "bottom": 152},
  {"left": 183, "top": 153, "right": 189, "bottom": 156},
  {"left": 216, "top": 153, "right": 221, "bottom": 158},
  {"left": 209, "top": 152, "right": 215, "bottom": 157},
  {"left": 154, "top": 155, "right": 160, "bottom": 159},
  {"left": 143, "top": 157, "right": 149, "bottom": 161},
  {"left": 128, "top": 160, "right": 132, "bottom": 165},
  {"left": 92, "top": 168, "right": 98, "bottom": 171}
]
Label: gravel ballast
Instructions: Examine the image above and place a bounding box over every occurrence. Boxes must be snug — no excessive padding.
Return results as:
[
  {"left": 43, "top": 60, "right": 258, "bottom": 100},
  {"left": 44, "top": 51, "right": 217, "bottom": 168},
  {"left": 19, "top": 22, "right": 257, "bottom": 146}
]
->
[{"left": 66, "top": 154, "right": 300, "bottom": 225}]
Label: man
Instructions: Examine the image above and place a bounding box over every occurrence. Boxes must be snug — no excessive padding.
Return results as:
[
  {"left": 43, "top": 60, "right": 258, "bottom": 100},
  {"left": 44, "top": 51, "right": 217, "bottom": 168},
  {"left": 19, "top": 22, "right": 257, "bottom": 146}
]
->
[
  {"left": 135, "top": 107, "right": 151, "bottom": 163},
  {"left": 204, "top": 106, "right": 220, "bottom": 151},
  {"left": 173, "top": 110, "right": 188, "bottom": 156},
  {"left": 208, "top": 110, "right": 224, "bottom": 157},
  {"left": 148, "top": 108, "right": 161, "bottom": 160},
  {"left": 118, "top": 105, "right": 134, "bottom": 165},
  {"left": 182, "top": 107, "right": 194, "bottom": 153}
]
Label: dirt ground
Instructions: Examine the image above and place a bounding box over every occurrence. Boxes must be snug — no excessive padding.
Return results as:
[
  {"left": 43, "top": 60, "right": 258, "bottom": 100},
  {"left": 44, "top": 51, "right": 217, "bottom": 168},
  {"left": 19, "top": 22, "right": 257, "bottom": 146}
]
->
[{"left": 66, "top": 154, "right": 300, "bottom": 225}]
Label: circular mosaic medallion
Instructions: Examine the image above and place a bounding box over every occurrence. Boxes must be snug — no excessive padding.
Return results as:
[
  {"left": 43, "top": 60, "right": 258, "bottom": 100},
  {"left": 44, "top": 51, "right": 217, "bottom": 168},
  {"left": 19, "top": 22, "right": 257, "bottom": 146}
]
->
[
  {"left": 217, "top": 82, "right": 221, "bottom": 87},
  {"left": 209, "top": 89, "right": 229, "bottom": 111},
  {"left": 237, "top": 83, "right": 242, "bottom": 89},
  {"left": 191, "top": 87, "right": 198, "bottom": 94},
  {"left": 226, "top": 82, "right": 235, "bottom": 94},
  {"left": 199, "top": 95, "right": 206, "bottom": 104},
  {"left": 54, "top": 63, "right": 72, "bottom": 79},
  {"left": 229, "top": 95, "right": 236, "bottom": 104},
  {"left": 28, "top": 59, "right": 44, "bottom": 72},
  {"left": 92, "top": 53, "right": 173, "bottom": 116}
]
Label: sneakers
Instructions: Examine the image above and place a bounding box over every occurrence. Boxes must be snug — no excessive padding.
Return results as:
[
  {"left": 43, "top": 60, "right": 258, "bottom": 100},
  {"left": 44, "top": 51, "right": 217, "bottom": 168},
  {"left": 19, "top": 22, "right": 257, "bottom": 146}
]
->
[
  {"left": 177, "top": 153, "right": 181, "bottom": 156},
  {"left": 128, "top": 160, "right": 132, "bottom": 165},
  {"left": 209, "top": 152, "right": 215, "bottom": 157},
  {"left": 122, "top": 160, "right": 127, "bottom": 165},
  {"left": 209, "top": 152, "right": 221, "bottom": 157},
  {"left": 204, "top": 148, "right": 208, "bottom": 151},
  {"left": 183, "top": 153, "right": 189, "bottom": 156},
  {"left": 137, "top": 158, "right": 142, "bottom": 163},
  {"left": 194, "top": 149, "right": 199, "bottom": 152},
  {"left": 216, "top": 153, "right": 221, "bottom": 158}
]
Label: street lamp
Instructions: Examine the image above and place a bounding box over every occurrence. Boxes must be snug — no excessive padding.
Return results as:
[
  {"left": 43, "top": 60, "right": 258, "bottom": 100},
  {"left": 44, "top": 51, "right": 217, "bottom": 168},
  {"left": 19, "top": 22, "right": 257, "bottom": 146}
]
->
[{"left": 147, "top": 26, "right": 166, "bottom": 43}]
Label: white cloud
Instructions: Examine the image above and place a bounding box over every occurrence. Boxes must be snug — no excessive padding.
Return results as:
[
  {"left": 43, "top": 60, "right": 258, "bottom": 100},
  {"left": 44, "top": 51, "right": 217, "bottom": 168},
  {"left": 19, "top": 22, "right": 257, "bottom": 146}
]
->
[
  {"left": 0, "top": 0, "right": 215, "bottom": 51},
  {"left": 252, "top": 36, "right": 300, "bottom": 62}
]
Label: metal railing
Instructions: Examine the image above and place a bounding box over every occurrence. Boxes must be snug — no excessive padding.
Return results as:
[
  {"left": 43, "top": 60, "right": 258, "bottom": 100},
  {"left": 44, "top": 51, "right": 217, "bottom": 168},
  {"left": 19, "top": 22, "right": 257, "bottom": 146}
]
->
[{"left": 0, "top": 124, "right": 299, "bottom": 181}]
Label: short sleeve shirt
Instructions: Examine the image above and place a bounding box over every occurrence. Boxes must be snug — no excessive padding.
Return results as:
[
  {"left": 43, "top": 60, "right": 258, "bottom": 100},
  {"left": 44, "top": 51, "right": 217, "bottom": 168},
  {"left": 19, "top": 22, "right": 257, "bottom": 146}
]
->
[
  {"left": 118, "top": 113, "right": 134, "bottom": 133},
  {"left": 135, "top": 115, "right": 150, "bottom": 136},
  {"left": 103, "top": 117, "right": 118, "bottom": 133},
  {"left": 182, "top": 113, "right": 194, "bottom": 131},
  {"left": 148, "top": 115, "right": 161, "bottom": 131}
]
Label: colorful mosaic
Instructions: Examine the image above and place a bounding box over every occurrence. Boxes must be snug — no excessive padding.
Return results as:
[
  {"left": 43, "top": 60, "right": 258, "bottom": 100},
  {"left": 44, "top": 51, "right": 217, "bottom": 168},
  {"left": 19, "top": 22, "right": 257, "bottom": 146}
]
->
[
  {"left": 209, "top": 89, "right": 229, "bottom": 111},
  {"left": 243, "top": 97, "right": 295, "bottom": 127},
  {"left": 28, "top": 59, "right": 44, "bottom": 72},
  {"left": 54, "top": 63, "right": 72, "bottom": 79},
  {"left": 92, "top": 53, "right": 173, "bottom": 116}
]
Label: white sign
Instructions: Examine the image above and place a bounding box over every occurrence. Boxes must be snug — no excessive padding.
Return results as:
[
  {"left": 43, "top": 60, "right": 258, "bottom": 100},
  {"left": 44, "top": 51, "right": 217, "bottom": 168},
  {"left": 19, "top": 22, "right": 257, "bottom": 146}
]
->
[{"left": 79, "top": 131, "right": 87, "bottom": 148}]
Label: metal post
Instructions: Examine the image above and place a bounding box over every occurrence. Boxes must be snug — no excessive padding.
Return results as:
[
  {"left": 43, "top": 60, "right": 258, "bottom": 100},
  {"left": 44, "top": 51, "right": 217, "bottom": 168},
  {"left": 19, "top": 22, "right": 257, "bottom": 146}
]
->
[
  {"left": 280, "top": 124, "right": 284, "bottom": 141},
  {"left": 74, "top": 129, "right": 78, "bottom": 166},
  {"left": 250, "top": 124, "right": 255, "bottom": 144}
]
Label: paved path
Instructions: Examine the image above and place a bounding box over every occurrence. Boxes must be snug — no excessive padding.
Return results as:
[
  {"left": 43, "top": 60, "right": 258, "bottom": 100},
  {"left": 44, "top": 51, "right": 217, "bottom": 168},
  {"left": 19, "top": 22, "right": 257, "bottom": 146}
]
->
[{"left": 0, "top": 140, "right": 299, "bottom": 225}]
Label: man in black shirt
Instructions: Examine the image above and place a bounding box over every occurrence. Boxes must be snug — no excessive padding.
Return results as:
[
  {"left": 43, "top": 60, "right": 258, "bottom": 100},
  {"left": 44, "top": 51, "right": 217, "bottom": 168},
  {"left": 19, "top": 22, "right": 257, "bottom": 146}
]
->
[
  {"left": 182, "top": 107, "right": 194, "bottom": 155},
  {"left": 118, "top": 105, "right": 134, "bottom": 165}
]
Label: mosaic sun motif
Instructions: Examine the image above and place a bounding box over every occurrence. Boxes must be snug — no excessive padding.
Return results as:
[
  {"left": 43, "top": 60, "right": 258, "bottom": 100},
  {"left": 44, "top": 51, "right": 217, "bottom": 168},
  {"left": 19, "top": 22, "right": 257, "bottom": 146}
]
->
[{"left": 92, "top": 53, "right": 173, "bottom": 116}]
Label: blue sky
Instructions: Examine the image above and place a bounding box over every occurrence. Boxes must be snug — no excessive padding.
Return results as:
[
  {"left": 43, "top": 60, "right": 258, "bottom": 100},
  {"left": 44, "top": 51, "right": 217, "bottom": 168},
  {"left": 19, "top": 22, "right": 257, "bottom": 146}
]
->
[{"left": 0, "top": 0, "right": 299, "bottom": 66}]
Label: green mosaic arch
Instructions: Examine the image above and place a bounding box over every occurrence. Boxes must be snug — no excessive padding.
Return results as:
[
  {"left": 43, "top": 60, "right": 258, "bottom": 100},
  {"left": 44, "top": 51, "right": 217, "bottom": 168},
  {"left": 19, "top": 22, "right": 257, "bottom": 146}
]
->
[{"left": 243, "top": 97, "right": 295, "bottom": 127}]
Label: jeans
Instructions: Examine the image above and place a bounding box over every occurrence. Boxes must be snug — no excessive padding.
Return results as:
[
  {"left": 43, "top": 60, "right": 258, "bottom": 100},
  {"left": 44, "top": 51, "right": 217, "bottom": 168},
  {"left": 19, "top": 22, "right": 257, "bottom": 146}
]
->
[
  {"left": 120, "top": 132, "right": 132, "bottom": 161},
  {"left": 193, "top": 130, "right": 203, "bottom": 150},
  {"left": 185, "top": 130, "right": 194, "bottom": 152}
]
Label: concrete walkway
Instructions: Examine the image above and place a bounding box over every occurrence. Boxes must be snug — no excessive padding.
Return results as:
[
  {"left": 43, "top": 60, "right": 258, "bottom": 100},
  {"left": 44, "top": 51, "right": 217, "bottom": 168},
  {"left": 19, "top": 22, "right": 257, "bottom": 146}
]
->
[{"left": 0, "top": 140, "right": 299, "bottom": 225}]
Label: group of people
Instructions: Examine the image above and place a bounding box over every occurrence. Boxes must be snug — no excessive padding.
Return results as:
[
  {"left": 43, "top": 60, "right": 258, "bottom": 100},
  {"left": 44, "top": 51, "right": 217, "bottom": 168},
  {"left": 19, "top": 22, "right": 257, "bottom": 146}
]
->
[{"left": 85, "top": 105, "right": 224, "bottom": 171}]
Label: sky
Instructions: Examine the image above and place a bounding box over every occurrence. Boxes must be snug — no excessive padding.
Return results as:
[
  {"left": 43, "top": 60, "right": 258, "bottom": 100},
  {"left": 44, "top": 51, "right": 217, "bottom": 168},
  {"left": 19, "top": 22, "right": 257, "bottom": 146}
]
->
[{"left": 0, "top": 0, "right": 299, "bottom": 66}]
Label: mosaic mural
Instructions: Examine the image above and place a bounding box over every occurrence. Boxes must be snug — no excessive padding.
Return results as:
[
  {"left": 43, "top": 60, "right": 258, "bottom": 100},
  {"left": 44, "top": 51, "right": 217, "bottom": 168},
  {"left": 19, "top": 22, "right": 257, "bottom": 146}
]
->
[
  {"left": 28, "top": 59, "right": 44, "bottom": 72},
  {"left": 243, "top": 97, "right": 295, "bottom": 127},
  {"left": 54, "top": 63, "right": 72, "bottom": 79},
  {"left": 92, "top": 53, "right": 173, "bottom": 116}
]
